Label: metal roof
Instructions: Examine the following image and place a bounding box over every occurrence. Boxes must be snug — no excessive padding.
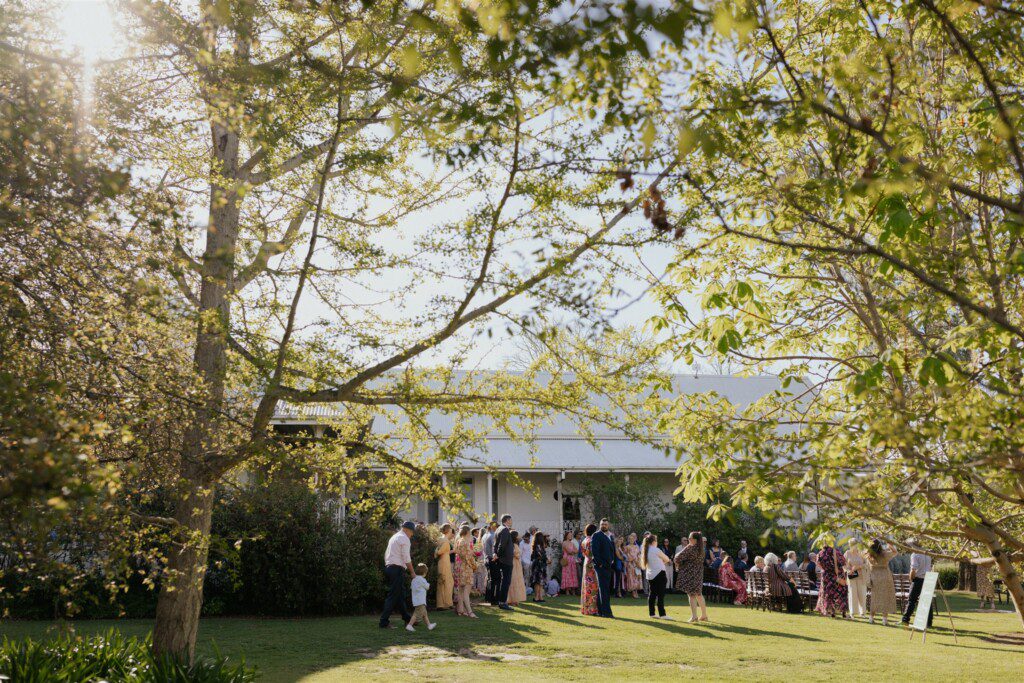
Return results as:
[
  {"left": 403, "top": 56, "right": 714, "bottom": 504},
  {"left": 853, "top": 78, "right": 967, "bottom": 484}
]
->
[{"left": 272, "top": 373, "right": 782, "bottom": 472}]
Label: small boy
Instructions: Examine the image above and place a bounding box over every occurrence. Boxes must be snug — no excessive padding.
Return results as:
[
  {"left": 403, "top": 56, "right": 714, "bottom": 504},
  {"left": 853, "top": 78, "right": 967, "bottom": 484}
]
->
[{"left": 407, "top": 563, "right": 436, "bottom": 632}]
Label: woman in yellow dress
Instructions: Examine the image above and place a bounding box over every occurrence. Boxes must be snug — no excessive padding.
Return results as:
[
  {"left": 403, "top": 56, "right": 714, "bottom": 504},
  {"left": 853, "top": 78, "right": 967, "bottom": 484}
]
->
[
  {"left": 435, "top": 523, "right": 454, "bottom": 610},
  {"left": 508, "top": 530, "right": 527, "bottom": 605}
]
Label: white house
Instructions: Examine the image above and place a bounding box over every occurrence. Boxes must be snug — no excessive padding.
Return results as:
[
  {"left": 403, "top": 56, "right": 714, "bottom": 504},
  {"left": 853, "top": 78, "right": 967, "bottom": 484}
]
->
[{"left": 272, "top": 374, "right": 781, "bottom": 538}]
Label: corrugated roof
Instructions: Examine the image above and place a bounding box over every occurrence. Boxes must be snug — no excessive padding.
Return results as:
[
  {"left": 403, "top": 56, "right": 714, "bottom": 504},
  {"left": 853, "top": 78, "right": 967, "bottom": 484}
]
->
[{"left": 272, "top": 373, "right": 781, "bottom": 472}]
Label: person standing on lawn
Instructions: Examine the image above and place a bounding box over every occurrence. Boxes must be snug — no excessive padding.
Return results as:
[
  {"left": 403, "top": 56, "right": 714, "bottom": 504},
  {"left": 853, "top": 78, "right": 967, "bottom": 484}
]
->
[
  {"left": 407, "top": 563, "right": 437, "bottom": 632},
  {"left": 591, "top": 518, "right": 616, "bottom": 617},
  {"left": 435, "top": 523, "right": 454, "bottom": 610},
  {"left": 902, "top": 549, "right": 934, "bottom": 628},
  {"left": 580, "top": 523, "right": 599, "bottom": 615},
  {"left": 482, "top": 521, "right": 499, "bottom": 605},
  {"left": 642, "top": 533, "right": 672, "bottom": 619},
  {"left": 454, "top": 525, "right": 478, "bottom": 618},
  {"left": 492, "top": 514, "right": 516, "bottom": 610},
  {"left": 379, "top": 521, "right": 416, "bottom": 629},
  {"left": 560, "top": 531, "right": 580, "bottom": 596},
  {"left": 675, "top": 531, "right": 709, "bottom": 623}
]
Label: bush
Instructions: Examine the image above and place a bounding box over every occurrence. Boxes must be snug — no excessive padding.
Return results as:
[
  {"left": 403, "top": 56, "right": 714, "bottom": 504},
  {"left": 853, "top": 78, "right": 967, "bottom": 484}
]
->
[
  {"left": 936, "top": 563, "right": 958, "bottom": 590},
  {"left": 208, "top": 481, "right": 393, "bottom": 616},
  {"left": 0, "top": 630, "right": 254, "bottom": 682}
]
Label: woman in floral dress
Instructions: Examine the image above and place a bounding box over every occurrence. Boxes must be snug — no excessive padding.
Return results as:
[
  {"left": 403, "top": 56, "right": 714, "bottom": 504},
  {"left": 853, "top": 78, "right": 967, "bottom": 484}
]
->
[
  {"left": 674, "top": 531, "right": 708, "bottom": 622},
  {"left": 815, "top": 545, "right": 849, "bottom": 617},
  {"left": 471, "top": 528, "right": 487, "bottom": 595},
  {"left": 976, "top": 562, "right": 996, "bottom": 610},
  {"left": 560, "top": 532, "right": 580, "bottom": 595},
  {"left": 866, "top": 538, "right": 897, "bottom": 625},
  {"left": 454, "top": 526, "right": 478, "bottom": 618},
  {"left": 580, "top": 523, "right": 599, "bottom": 615},
  {"left": 717, "top": 555, "right": 747, "bottom": 604},
  {"left": 622, "top": 532, "right": 643, "bottom": 597}
]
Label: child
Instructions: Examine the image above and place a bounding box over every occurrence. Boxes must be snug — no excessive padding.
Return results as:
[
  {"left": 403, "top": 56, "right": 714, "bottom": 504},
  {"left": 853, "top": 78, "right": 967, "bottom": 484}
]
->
[{"left": 407, "top": 563, "right": 436, "bottom": 632}]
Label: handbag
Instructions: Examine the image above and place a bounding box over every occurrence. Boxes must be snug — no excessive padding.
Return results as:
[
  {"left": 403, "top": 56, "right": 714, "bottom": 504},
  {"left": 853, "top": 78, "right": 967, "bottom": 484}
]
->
[
  {"left": 834, "top": 551, "right": 848, "bottom": 587},
  {"left": 560, "top": 557, "right": 568, "bottom": 567}
]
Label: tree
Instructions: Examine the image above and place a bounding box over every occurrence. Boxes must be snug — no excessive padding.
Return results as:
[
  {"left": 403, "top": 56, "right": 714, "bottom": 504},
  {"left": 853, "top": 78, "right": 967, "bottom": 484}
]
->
[
  {"left": 631, "top": 0, "right": 1024, "bottom": 624},
  {"left": 21, "top": 0, "right": 678, "bottom": 659},
  {"left": 0, "top": 1, "right": 193, "bottom": 618}
]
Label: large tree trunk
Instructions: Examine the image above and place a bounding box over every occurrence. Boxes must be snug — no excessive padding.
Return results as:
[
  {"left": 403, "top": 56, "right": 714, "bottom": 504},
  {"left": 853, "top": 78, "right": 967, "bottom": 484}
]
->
[
  {"left": 980, "top": 528, "right": 1024, "bottom": 625},
  {"left": 151, "top": 475, "right": 216, "bottom": 661},
  {"left": 152, "top": 120, "right": 240, "bottom": 661}
]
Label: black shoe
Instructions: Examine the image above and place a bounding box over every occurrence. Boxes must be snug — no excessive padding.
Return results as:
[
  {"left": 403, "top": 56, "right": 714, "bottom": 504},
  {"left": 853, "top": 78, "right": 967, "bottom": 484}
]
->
[
  {"left": 379, "top": 623, "right": 395, "bottom": 629},
  {"left": 499, "top": 604, "right": 513, "bottom": 611}
]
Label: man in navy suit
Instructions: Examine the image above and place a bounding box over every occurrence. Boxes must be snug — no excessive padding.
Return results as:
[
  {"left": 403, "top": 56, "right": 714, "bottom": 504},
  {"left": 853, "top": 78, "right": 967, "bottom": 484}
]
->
[{"left": 590, "top": 518, "right": 615, "bottom": 617}]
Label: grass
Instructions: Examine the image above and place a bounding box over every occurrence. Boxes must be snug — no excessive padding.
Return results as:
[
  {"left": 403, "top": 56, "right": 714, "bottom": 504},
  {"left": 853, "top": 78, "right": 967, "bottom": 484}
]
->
[{"left": 2, "top": 592, "right": 1021, "bottom": 682}]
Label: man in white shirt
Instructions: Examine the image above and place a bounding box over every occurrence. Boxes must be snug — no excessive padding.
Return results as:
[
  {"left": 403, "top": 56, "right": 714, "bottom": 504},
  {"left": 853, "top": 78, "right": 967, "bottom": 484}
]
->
[
  {"left": 379, "top": 521, "right": 415, "bottom": 629},
  {"left": 902, "top": 550, "right": 934, "bottom": 627}
]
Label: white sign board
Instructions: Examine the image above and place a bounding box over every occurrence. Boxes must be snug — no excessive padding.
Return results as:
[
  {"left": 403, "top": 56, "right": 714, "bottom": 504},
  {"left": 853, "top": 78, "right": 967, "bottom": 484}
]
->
[{"left": 911, "top": 571, "right": 939, "bottom": 633}]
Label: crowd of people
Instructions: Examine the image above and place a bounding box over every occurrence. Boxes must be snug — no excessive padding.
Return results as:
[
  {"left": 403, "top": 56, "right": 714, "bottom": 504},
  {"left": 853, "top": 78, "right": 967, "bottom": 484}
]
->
[{"left": 378, "top": 516, "right": 940, "bottom": 632}]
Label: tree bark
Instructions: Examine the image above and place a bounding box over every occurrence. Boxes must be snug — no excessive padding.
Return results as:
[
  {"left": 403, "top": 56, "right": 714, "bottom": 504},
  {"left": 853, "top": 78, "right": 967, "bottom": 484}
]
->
[
  {"left": 979, "top": 526, "right": 1024, "bottom": 625},
  {"left": 151, "top": 475, "right": 216, "bottom": 661},
  {"left": 152, "top": 120, "right": 240, "bottom": 661}
]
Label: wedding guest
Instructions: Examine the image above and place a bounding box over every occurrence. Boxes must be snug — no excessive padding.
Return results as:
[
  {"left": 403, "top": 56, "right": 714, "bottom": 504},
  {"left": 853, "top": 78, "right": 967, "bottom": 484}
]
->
[
  {"left": 816, "top": 545, "right": 849, "bottom": 618},
  {"left": 749, "top": 555, "right": 766, "bottom": 572},
  {"left": 492, "top": 514, "right": 515, "bottom": 610},
  {"left": 866, "top": 538, "right": 897, "bottom": 626},
  {"left": 613, "top": 536, "right": 626, "bottom": 598},
  {"left": 765, "top": 552, "right": 803, "bottom": 613},
  {"left": 454, "top": 526, "right": 478, "bottom": 618},
  {"left": 471, "top": 528, "right": 487, "bottom": 595},
  {"left": 844, "top": 541, "right": 868, "bottom": 618},
  {"left": 783, "top": 551, "right": 799, "bottom": 572},
  {"left": 661, "top": 537, "right": 675, "bottom": 589},
  {"left": 508, "top": 531, "right": 527, "bottom": 606},
  {"left": 806, "top": 552, "right": 818, "bottom": 584},
  {"left": 976, "top": 562, "right": 996, "bottom": 610},
  {"left": 379, "top": 521, "right": 415, "bottom": 629},
  {"left": 435, "top": 523, "right": 454, "bottom": 610},
  {"left": 622, "top": 533, "right": 642, "bottom": 598},
  {"left": 738, "top": 539, "right": 749, "bottom": 559},
  {"left": 591, "top": 519, "right": 616, "bottom": 617},
  {"left": 519, "top": 532, "right": 533, "bottom": 589},
  {"left": 482, "top": 521, "right": 499, "bottom": 605},
  {"left": 902, "top": 548, "right": 934, "bottom": 628},
  {"left": 675, "top": 531, "right": 708, "bottom": 623},
  {"left": 580, "top": 523, "right": 599, "bottom": 615},
  {"left": 406, "top": 564, "right": 437, "bottom": 632},
  {"left": 642, "top": 533, "right": 672, "bottom": 619},
  {"left": 561, "top": 531, "right": 580, "bottom": 596},
  {"left": 530, "top": 532, "right": 549, "bottom": 603},
  {"left": 734, "top": 552, "right": 749, "bottom": 579},
  {"left": 706, "top": 538, "right": 724, "bottom": 569},
  {"left": 718, "top": 555, "right": 747, "bottom": 605}
]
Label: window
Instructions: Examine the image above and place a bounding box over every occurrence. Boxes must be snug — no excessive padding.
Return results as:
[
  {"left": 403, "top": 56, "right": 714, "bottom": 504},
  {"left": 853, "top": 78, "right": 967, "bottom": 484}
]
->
[
  {"left": 491, "top": 477, "right": 498, "bottom": 517},
  {"left": 426, "top": 498, "right": 439, "bottom": 524}
]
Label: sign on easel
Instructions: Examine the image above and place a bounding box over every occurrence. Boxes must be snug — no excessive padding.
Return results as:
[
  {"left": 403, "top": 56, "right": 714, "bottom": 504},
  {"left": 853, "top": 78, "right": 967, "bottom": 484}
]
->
[{"left": 909, "top": 570, "right": 958, "bottom": 644}]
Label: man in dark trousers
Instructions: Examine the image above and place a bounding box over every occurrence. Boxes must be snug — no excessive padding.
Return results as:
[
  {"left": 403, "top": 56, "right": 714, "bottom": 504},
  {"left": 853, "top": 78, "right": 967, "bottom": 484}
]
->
[
  {"left": 379, "top": 521, "right": 415, "bottom": 628},
  {"left": 482, "top": 521, "right": 499, "bottom": 605},
  {"left": 590, "top": 518, "right": 615, "bottom": 617},
  {"left": 492, "top": 514, "right": 516, "bottom": 610}
]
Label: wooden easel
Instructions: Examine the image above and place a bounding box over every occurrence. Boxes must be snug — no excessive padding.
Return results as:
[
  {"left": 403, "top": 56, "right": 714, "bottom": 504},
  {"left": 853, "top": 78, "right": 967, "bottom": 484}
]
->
[{"left": 909, "top": 575, "right": 958, "bottom": 645}]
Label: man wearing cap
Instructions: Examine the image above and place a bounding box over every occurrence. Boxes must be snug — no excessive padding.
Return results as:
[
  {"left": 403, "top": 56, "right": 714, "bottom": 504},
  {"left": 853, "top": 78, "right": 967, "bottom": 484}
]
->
[{"left": 379, "top": 521, "right": 416, "bottom": 629}]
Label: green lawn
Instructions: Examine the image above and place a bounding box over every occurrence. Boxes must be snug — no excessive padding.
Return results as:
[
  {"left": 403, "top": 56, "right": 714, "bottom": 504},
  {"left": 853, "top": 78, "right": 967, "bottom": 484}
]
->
[{"left": 2, "top": 592, "right": 1021, "bottom": 681}]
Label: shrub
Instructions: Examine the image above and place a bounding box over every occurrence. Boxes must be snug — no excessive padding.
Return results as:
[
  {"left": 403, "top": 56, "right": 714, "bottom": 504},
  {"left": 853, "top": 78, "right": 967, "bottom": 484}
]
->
[
  {"left": 208, "top": 481, "right": 393, "bottom": 616},
  {"left": 936, "top": 563, "right": 958, "bottom": 591},
  {"left": 0, "top": 630, "right": 254, "bottom": 682}
]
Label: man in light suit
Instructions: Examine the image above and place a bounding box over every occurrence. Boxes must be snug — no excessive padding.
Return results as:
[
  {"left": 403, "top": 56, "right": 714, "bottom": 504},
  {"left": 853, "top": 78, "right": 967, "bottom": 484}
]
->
[{"left": 590, "top": 518, "right": 615, "bottom": 617}]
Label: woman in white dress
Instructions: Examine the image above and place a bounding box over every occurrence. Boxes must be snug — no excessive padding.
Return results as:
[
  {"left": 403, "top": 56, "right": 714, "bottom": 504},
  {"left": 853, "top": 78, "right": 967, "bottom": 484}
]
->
[{"left": 508, "top": 531, "right": 527, "bottom": 605}]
